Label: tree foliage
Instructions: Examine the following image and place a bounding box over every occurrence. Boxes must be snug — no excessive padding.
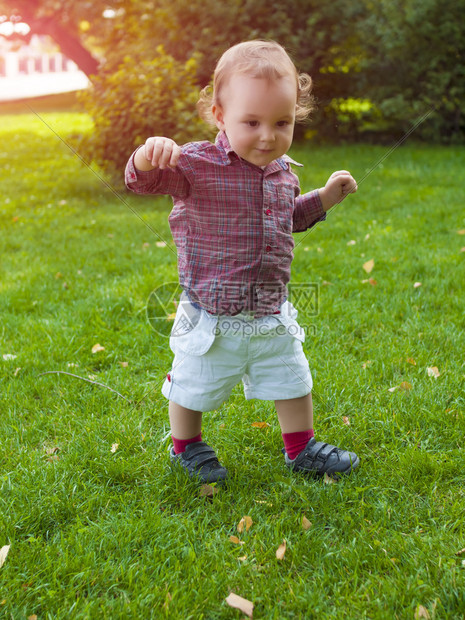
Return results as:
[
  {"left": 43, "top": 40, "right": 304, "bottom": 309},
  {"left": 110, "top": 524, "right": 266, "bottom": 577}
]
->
[{"left": 1, "top": 0, "right": 463, "bottom": 176}]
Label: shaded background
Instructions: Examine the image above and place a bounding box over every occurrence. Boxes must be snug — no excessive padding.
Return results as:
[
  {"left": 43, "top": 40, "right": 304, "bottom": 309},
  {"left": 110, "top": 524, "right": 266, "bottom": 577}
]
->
[{"left": 1, "top": 0, "right": 464, "bottom": 175}]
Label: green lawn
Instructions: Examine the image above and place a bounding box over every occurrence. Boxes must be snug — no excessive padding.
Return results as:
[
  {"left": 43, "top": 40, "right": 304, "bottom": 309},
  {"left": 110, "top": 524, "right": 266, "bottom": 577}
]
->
[{"left": 1, "top": 105, "right": 465, "bottom": 619}]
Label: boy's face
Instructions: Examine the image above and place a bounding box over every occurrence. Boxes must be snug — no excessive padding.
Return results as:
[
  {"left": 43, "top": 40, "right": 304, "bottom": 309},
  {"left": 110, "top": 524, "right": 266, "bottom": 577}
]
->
[{"left": 212, "top": 73, "right": 296, "bottom": 167}]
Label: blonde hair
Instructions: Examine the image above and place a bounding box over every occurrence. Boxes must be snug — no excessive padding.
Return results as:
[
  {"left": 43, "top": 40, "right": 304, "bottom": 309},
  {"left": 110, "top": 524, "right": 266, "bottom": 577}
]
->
[{"left": 197, "top": 40, "right": 314, "bottom": 126}]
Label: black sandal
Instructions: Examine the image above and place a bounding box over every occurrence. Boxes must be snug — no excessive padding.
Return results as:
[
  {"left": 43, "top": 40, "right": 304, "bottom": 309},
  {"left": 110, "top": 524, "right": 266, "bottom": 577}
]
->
[
  {"left": 170, "top": 441, "right": 228, "bottom": 483},
  {"left": 283, "top": 438, "right": 359, "bottom": 476}
]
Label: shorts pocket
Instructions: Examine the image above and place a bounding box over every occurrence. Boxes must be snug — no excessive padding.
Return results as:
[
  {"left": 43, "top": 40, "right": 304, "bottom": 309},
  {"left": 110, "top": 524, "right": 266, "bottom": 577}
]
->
[{"left": 169, "top": 299, "right": 218, "bottom": 355}]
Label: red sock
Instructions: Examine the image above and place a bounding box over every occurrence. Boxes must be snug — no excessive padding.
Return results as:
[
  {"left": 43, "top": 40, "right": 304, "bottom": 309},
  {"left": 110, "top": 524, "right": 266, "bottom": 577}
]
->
[
  {"left": 172, "top": 433, "right": 202, "bottom": 455},
  {"left": 282, "top": 429, "right": 314, "bottom": 460}
]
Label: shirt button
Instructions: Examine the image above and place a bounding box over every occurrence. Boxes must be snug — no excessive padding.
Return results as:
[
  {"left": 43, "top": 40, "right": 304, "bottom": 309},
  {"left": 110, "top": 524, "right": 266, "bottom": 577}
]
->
[
  {"left": 266, "top": 245, "right": 272, "bottom": 252},
  {"left": 265, "top": 209, "right": 271, "bottom": 215}
]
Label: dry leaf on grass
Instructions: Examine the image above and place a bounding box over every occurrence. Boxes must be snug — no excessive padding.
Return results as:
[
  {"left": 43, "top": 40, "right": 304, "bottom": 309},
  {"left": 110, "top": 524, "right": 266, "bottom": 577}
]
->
[
  {"left": 456, "top": 548, "right": 465, "bottom": 555},
  {"left": 413, "top": 282, "right": 422, "bottom": 288},
  {"left": 0, "top": 545, "right": 10, "bottom": 568},
  {"left": 91, "top": 343, "right": 105, "bottom": 354},
  {"left": 414, "top": 604, "right": 431, "bottom": 619},
  {"left": 324, "top": 473, "right": 337, "bottom": 485},
  {"left": 388, "top": 382, "right": 412, "bottom": 392},
  {"left": 225, "top": 592, "right": 254, "bottom": 618},
  {"left": 342, "top": 416, "right": 350, "bottom": 426},
  {"left": 302, "top": 516, "right": 312, "bottom": 530},
  {"left": 229, "top": 535, "right": 244, "bottom": 545},
  {"left": 2, "top": 354, "right": 17, "bottom": 361},
  {"left": 457, "top": 229, "right": 465, "bottom": 235},
  {"left": 427, "top": 366, "right": 440, "bottom": 378},
  {"left": 200, "top": 484, "right": 219, "bottom": 497},
  {"left": 251, "top": 422, "right": 270, "bottom": 429},
  {"left": 406, "top": 358, "right": 417, "bottom": 365},
  {"left": 276, "top": 539, "right": 287, "bottom": 560},
  {"left": 362, "top": 259, "right": 375, "bottom": 273},
  {"left": 111, "top": 443, "right": 119, "bottom": 453},
  {"left": 362, "top": 361, "right": 372, "bottom": 369},
  {"left": 237, "top": 516, "right": 253, "bottom": 533}
]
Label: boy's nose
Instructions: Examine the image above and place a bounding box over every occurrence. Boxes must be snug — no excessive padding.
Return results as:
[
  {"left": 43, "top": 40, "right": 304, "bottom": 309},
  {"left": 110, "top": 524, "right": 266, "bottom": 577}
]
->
[{"left": 260, "top": 126, "right": 275, "bottom": 142}]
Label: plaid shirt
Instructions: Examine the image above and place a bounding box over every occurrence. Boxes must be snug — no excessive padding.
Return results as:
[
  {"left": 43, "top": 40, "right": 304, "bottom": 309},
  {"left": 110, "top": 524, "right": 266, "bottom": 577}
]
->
[{"left": 125, "top": 131, "right": 326, "bottom": 318}]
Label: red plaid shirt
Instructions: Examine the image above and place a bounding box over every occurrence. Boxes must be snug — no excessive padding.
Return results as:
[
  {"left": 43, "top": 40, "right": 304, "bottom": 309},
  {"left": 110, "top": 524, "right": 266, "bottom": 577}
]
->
[{"left": 125, "top": 131, "right": 326, "bottom": 318}]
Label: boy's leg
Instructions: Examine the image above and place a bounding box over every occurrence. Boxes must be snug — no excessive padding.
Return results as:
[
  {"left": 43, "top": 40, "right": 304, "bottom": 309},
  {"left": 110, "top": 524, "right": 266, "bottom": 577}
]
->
[
  {"left": 275, "top": 393, "right": 313, "bottom": 433},
  {"left": 168, "top": 400, "right": 228, "bottom": 483},
  {"left": 169, "top": 400, "right": 202, "bottom": 442},
  {"left": 274, "top": 394, "right": 359, "bottom": 476}
]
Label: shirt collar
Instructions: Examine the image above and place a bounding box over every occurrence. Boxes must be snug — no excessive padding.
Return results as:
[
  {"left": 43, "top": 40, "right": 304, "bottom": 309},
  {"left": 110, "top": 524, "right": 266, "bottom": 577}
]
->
[{"left": 215, "top": 131, "right": 303, "bottom": 171}]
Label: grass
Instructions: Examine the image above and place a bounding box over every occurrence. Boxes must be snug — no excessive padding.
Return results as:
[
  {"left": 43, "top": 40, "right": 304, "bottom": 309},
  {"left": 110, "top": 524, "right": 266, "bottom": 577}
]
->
[{"left": 1, "top": 99, "right": 465, "bottom": 618}]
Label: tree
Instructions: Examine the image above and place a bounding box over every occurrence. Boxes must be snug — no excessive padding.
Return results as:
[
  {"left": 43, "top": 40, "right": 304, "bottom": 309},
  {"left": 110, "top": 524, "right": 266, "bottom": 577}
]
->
[{"left": 0, "top": 0, "right": 103, "bottom": 76}]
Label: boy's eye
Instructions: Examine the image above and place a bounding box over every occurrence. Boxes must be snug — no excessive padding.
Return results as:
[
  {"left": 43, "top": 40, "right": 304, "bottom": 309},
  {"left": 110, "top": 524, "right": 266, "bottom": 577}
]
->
[
  {"left": 246, "top": 121, "right": 259, "bottom": 127},
  {"left": 277, "top": 120, "right": 289, "bottom": 127}
]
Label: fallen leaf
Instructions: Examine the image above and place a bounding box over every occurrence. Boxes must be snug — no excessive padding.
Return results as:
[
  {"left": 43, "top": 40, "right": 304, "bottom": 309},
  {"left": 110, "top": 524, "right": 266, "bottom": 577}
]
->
[
  {"left": 406, "top": 358, "right": 417, "bottom": 365},
  {"left": 302, "top": 516, "right": 312, "bottom": 530},
  {"left": 237, "top": 516, "right": 253, "bottom": 533},
  {"left": 28, "top": 616, "right": 38, "bottom": 620},
  {"left": 251, "top": 422, "right": 269, "bottom": 429},
  {"left": 414, "top": 604, "right": 431, "bottom": 620},
  {"left": 200, "top": 484, "right": 219, "bottom": 497},
  {"left": 456, "top": 548, "right": 465, "bottom": 556},
  {"left": 388, "top": 386, "right": 398, "bottom": 393},
  {"left": 91, "top": 343, "right": 105, "bottom": 354},
  {"left": 276, "top": 539, "right": 287, "bottom": 560},
  {"left": 363, "top": 259, "right": 375, "bottom": 273},
  {"left": 238, "top": 555, "right": 247, "bottom": 561},
  {"left": 399, "top": 381, "right": 412, "bottom": 391},
  {"left": 0, "top": 545, "right": 10, "bottom": 568},
  {"left": 111, "top": 443, "right": 119, "bottom": 453},
  {"left": 347, "top": 239, "right": 356, "bottom": 246},
  {"left": 2, "top": 354, "right": 17, "bottom": 361},
  {"left": 323, "top": 473, "right": 337, "bottom": 485},
  {"left": 119, "top": 361, "right": 129, "bottom": 367},
  {"left": 457, "top": 229, "right": 465, "bottom": 235},
  {"left": 343, "top": 416, "right": 350, "bottom": 426},
  {"left": 156, "top": 241, "right": 167, "bottom": 247},
  {"left": 229, "top": 535, "right": 244, "bottom": 545},
  {"left": 14, "top": 367, "right": 21, "bottom": 377},
  {"left": 322, "top": 280, "right": 333, "bottom": 286},
  {"left": 460, "top": 247, "right": 465, "bottom": 253},
  {"left": 427, "top": 366, "right": 440, "bottom": 378},
  {"left": 225, "top": 592, "right": 254, "bottom": 618},
  {"left": 362, "top": 361, "right": 372, "bottom": 369},
  {"left": 364, "top": 233, "right": 370, "bottom": 241},
  {"left": 413, "top": 282, "right": 422, "bottom": 288},
  {"left": 55, "top": 272, "right": 63, "bottom": 279}
]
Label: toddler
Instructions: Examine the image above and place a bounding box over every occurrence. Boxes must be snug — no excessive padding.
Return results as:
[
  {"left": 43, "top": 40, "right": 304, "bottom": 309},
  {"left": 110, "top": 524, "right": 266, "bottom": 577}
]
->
[{"left": 125, "top": 40, "right": 360, "bottom": 483}]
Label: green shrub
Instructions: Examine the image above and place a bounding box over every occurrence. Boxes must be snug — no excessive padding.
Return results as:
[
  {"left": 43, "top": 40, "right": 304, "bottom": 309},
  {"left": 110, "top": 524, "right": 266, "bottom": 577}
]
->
[{"left": 78, "top": 46, "right": 208, "bottom": 181}]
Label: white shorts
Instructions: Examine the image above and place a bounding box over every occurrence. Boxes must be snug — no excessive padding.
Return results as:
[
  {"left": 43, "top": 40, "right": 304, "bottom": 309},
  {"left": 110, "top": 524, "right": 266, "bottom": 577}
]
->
[{"left": 161, "top": 297, "right": 313, "bottom": 412}]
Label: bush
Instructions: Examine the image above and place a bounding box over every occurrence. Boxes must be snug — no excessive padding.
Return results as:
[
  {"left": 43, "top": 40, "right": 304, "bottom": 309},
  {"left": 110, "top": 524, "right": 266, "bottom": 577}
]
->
[{"left": 78, "top": 46, "right": 208, "bottom": 181}]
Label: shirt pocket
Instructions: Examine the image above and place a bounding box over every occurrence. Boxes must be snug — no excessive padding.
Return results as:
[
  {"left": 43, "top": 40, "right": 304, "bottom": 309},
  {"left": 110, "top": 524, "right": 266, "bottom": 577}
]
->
[{"left": 274, "top": 185, "right": 297, "bottom": 234}]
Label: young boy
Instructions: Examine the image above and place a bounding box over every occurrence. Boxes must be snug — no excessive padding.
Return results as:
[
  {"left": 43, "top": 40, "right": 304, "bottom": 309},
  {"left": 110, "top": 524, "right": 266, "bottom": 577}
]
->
[{"left": 125, "top": 40, "right": 359, "bottom": 484}]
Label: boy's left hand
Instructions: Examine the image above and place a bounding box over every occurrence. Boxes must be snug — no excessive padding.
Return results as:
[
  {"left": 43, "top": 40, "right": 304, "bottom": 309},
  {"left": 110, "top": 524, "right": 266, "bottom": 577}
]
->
[{"left": 319, "top": 171, "right": 358, "bottom": 211}]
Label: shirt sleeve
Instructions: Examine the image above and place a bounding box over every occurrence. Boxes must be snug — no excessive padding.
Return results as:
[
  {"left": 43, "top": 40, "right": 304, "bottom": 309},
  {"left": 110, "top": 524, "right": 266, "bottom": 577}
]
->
[
  {"left": 293, "top": 190, "right": 327, "bottom": 233},
  {"left": 124, "top": 146, "right": 191, "bottom": 199}
]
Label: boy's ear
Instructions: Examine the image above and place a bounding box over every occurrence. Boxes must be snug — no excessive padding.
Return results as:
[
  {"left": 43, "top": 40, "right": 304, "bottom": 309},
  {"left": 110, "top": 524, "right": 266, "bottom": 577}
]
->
[{"left": 212, "top": 104, "right": 225, "bottom": 130}]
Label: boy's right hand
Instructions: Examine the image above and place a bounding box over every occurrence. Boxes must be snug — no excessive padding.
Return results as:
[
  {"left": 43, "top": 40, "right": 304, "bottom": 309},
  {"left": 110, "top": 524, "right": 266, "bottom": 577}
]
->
[{"left": 139, "top": 137, "right": 181, "bottom": 170}]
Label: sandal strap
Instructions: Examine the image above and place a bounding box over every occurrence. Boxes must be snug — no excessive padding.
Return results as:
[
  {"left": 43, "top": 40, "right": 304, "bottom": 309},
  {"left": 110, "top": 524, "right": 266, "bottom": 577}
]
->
[{"left": 182, "top": 442, "right": 222, "bottom": 473}]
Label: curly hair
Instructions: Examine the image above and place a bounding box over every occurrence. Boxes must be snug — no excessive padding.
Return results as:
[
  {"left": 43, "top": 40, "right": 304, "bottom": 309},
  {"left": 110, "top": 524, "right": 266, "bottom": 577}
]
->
[{"left": 197, "top": 40, "right": 315, "bottom": 126}]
